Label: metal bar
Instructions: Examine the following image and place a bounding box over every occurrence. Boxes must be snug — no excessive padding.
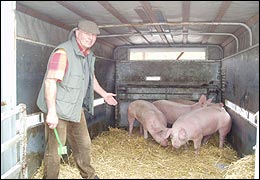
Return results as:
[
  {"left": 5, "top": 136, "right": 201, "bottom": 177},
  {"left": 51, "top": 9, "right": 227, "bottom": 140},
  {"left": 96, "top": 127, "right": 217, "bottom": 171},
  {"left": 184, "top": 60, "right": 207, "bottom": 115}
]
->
[
  {"left": 1, "top": 103, "right": 27, "bottom": 178},
  {"left": 98, "top": 31, "right": 239, "bottom": 53},
  {"left": 98, "top": 22, "right": 252, "bottom": 46},
  {"left": 1, "top": 106, "right": 20, "bottom": 121},
  {"left": 185, "top": 32, "right": 239, "bottom": 52},
  {"left": 255, "top": 111, "right": 259, "bottom": 179},
  {"left": 1, "top": 162, "right": 22, "bottom": 179},
  {"left": 1, "top": 134, "right": 22, "bottom": 153},
  {"left": 19, "top": 104, "right": 28, "bottom": 179},
  {"left": 1, "top": 104, "right": 26, "bottom": 121}
]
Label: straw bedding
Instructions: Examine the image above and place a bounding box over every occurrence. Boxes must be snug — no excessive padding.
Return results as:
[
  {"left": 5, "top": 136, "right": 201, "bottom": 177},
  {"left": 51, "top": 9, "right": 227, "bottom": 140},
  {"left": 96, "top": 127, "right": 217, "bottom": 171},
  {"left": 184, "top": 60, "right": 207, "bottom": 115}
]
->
[{"left": 31, "top": 127, "right": 255, "bottom": 179}]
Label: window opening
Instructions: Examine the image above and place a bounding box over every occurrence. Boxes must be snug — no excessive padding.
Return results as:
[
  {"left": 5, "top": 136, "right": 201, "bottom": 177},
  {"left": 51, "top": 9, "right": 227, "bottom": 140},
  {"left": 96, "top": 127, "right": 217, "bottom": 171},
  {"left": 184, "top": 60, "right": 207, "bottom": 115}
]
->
[{"left": 129, "top": 47, "right": 206, "bottom": 61}]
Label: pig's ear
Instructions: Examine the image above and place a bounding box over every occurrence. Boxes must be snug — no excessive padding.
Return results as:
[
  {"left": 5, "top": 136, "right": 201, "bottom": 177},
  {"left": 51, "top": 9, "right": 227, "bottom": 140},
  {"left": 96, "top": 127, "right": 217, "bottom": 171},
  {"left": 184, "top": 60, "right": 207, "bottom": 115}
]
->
[
  {"left": 207, "top": 98, "right": 213, "bottom": 103},
  {"left": 198, "top": 94, "right": 207, "bottom": 104},
  {"left": 179, "top": 128, "right": 187, "bottom": 140},
  {"left": 164, "top": 128, "right": 172, "bottom": 139}
]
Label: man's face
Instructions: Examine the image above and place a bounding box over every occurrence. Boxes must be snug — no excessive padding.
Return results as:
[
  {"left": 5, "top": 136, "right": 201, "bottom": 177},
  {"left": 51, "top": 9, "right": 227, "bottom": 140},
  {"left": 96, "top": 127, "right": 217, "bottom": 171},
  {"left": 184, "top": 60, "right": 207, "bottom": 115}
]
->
[{"left": 76, "top": 29, "right": 97, "bottom": 49}]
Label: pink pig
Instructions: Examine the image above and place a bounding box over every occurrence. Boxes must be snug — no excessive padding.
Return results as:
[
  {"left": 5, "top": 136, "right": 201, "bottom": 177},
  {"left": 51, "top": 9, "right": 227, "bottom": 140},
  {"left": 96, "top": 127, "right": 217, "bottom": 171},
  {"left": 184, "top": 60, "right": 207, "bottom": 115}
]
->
[
  {"left": 128, "top": 100, "right": 169, "bottom": 146},
  {"left": 153, "top": 95, "right": 213, "bottom": 125},
  {"left": 164, "top": 103, "right": 232, "bottom": 154}
]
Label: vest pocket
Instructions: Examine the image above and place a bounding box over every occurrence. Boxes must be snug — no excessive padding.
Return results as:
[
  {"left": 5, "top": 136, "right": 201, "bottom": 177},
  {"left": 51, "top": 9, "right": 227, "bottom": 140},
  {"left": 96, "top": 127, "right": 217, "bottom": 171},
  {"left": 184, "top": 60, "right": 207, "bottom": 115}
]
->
[{"left": 57, "top": 75, "right": 83, "bottom": 103}]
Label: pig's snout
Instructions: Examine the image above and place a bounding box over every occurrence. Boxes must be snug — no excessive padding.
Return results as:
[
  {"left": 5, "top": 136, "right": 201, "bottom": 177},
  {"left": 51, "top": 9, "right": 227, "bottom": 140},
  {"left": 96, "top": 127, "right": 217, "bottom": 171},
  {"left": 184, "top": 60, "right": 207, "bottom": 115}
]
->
[
  {"left": 173, "top": 144, "right": 181, "bottom": 149},
  {"left": 160, "top": 140, "right": 169, "bottom": 147},
  {"left": 171, "top": 139, "right": 182, "bottom": 148}
]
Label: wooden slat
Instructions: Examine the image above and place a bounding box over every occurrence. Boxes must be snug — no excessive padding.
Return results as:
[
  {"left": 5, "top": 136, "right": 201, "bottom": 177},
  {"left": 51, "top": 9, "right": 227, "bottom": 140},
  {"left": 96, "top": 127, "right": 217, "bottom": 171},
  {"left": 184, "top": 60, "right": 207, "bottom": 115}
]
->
[
  {"left": 98, "top": 1, "right": 150, "bottom": 44},
  {"left": 182, "top": 1, "right": 190, "bottom": 44},
  {"left": 140, "top": 1, "right": 170, "bottom": 45},
  {"left": 202, "top": 1, "right": 231, "bottom": 44},
  {"left": 16, "top": 3, "right": 72, "bottom": 31},
  {"left": 56, "top": 1, "right": 118, "bottom": 47}
]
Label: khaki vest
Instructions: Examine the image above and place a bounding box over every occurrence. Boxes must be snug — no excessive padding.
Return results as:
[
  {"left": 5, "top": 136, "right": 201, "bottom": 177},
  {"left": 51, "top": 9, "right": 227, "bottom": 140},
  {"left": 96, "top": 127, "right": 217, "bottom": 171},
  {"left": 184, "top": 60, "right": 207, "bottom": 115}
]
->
[{"left": 37, "top": 35, "right": 95, "bottom": 122}]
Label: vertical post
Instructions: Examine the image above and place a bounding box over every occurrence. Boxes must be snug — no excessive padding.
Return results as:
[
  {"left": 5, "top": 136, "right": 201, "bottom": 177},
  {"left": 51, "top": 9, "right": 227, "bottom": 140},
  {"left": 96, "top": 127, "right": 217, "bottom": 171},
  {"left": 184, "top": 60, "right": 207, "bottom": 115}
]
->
[
  {"left": 1, "top": 1, "right": 17, "bottom": 176},
  {"left": 19, "top": 104, "right": 28, "bottom": 179},
  {"left": 1, "top": 1, "right": 17, "bottom": 110},
  {"left": 255, "top": 112, "right": 259, "bottom": 178}
]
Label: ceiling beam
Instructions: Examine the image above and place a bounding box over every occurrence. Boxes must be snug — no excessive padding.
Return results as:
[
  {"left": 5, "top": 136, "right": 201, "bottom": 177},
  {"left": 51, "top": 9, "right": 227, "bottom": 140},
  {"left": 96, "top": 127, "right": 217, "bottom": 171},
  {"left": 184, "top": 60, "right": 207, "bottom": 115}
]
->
[
  {"left": 97, "top": 1, "right": 141, "bottom": 45},
  {"left": 97, "top": 1, "right": 150, "bottom": 45},
  {"left": 17, "top": 2, "right": 116, "bottom": 48},
  {"left": 135, "top": 8, "right": 150, "bottom": 23},
  {"left": 182, "top": 1, "right": 190, "bottom": 44},
  {"left": 153, "top": 9, "right": 175, "bottom": 43},
  {"left": 140, "top": 1, "right": 170, "bottom": 45},
  {"left": 56, "top": 1, "right": 120, "bottom": 47},
  {"left": 16, "top": 3, "right": 72, "bottom": 31},
  {"left": 97, "top": 1, "right": 130, "bottom": 27},
  {"left": 56, "top": 1, "right": 95, "bottom": 21},
  {"left": 202, "top": 1, "right": 231, "bottom": 44}
]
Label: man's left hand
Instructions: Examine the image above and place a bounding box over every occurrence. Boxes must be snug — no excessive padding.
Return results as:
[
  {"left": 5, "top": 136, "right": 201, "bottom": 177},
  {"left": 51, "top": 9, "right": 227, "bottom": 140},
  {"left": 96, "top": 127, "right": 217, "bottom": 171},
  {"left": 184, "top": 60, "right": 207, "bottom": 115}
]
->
[{"left": 104, "top": 93, "right": 118, "bottom": 106}]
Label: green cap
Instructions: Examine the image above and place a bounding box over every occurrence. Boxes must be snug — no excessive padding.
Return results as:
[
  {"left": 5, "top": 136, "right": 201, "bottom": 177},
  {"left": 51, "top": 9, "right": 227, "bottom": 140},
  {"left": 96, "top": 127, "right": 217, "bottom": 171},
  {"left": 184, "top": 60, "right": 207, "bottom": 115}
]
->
[{"left": 78, "top": 20, "right": 100, "bottom": 35}]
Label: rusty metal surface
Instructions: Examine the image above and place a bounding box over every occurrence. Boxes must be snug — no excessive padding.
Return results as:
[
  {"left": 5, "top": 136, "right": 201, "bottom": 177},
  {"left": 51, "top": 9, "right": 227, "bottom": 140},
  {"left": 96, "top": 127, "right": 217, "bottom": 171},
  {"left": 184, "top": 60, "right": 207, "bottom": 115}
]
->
[
  {"left": 26, "top": 123, "right": 45, "bottom": 178},
  {"left": 16, "top": 40, "right": 53, "bottom": 114},
  {"left": 222, "top": 45, "right": 259, "bottom": 113},
  {"left": 116, "top": 60, "right": 221, "bottom": 87},
  {"left": 226, "top": 108, "right": 257, "bottom": 157}
]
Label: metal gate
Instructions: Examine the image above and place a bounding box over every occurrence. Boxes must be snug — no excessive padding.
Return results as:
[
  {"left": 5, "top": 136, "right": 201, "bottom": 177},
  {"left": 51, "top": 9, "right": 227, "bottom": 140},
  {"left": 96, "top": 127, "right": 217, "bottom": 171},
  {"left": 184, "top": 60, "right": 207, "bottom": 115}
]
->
[{"left": 1, "top": 104, "right": 28, "bottom": 179}]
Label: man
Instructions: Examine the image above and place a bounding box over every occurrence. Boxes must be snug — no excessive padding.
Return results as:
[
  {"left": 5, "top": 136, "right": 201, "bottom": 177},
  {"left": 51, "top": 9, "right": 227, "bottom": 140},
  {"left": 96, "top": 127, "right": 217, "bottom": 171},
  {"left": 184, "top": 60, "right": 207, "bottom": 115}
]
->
[{"left": 37, "top": 20, "right": 117, "bottom": 179}]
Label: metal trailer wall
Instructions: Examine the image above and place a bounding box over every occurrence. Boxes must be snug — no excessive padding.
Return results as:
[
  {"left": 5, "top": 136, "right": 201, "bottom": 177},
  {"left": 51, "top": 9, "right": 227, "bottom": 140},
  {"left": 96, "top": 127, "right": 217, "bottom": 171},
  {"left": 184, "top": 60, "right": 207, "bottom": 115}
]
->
[
  {"left": 223, "top": 44, "right": 259, "bottom": 156},
  {"left": 16, "top": 40, "right": 53, "bottom": 114},
  {"left": 222, "top": 44, "right": 259, "bottom": 113},
  {"left": 113, "top": 44, "right": 224, "bottom": 128},
  {"left": 227, "top": 108, "right": 257, "bottom": 157}
]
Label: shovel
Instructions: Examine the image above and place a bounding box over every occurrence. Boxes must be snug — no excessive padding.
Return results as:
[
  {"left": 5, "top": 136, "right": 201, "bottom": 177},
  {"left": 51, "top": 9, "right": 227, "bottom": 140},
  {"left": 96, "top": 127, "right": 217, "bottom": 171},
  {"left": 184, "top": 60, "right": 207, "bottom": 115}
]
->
[{"left": 54, "top": 128, "right": 67, "bottom": 156}]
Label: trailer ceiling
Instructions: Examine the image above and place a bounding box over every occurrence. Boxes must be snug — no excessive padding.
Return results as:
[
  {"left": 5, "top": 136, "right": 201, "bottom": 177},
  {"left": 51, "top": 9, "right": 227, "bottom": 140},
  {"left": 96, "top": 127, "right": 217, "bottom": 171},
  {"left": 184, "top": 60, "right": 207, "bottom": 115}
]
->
[{"left": 16, "top": 1, "right": 259, "bottom": 48}]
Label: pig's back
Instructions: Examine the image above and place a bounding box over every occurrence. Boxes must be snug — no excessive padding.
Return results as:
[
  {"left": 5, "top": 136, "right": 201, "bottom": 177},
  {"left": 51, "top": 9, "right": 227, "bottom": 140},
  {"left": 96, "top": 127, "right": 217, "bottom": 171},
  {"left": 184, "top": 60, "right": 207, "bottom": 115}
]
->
[
  {"left": 175, "top": 106, "right": 231, "bottom": 137},
  {"left": 128, "top": 100, "right": 164, "bottom": 122},
  {"left": 153, "top": 100, "right": 192, "bottom": 123},
  {"left": 128, "top": 100, "right": 155, "bottom": 112}
]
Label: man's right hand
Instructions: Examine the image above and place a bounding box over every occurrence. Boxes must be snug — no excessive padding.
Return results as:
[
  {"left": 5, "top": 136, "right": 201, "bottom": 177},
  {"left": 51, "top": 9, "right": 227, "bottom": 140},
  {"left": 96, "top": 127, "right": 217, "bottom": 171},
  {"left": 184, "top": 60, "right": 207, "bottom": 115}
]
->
[{"left": 46, "top": 112, "right": 59, "bottom": 129}]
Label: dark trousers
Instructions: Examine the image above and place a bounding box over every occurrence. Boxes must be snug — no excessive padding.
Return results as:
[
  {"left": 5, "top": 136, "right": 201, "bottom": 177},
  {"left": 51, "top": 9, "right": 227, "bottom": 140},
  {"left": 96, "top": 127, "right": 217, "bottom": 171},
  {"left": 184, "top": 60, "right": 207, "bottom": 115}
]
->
[{"left": 43, "top": 109, "right": 95, "bottom": 179}]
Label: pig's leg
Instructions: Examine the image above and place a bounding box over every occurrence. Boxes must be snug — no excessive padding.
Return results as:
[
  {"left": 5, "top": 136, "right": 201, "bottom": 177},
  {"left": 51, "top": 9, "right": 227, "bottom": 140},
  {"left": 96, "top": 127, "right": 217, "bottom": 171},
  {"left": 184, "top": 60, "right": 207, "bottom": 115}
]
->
[
  {"left": 218, "top": 132, "right": 228, "bottom": 148},
  {"left": 193, "top": 136, "right": 203, "bottom": 155},
  {"left": 143, "top": 128, "right": 149, "bottom": 139},
  {"left": 128, "top": 114, "right": 135, "bottom": 135},
  {"left": 219, "top": 135, "right": 225, "bottom": 148},
  {"left": 202, "top": 135, "right": 212, "bottom": 145},
  {"left": 218, "top": 127, "right": 231, "bottom": 148},
  {"left": 139, "top": 123, "right": 143, "bottom": 135}
]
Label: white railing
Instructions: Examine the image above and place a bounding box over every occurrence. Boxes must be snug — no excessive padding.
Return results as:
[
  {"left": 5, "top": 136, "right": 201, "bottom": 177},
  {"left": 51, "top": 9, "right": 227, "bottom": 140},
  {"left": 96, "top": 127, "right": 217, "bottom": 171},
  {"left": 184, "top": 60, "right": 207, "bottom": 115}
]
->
[
  {"left": 225, "top": 99, "right": 258, "bottom": 126},
  {"left": 225, "top": 100, "right": 259, "bottom": 179},
  {"left": 1, "top": 103, "right": 28, "bottom": 179}
]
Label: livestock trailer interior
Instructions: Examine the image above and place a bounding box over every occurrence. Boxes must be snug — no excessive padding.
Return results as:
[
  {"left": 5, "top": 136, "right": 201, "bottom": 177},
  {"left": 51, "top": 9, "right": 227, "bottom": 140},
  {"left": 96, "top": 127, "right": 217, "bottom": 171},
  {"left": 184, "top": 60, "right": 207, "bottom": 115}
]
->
[{"left": 1, "top": 1, "right": 259, "bottom": 179}]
